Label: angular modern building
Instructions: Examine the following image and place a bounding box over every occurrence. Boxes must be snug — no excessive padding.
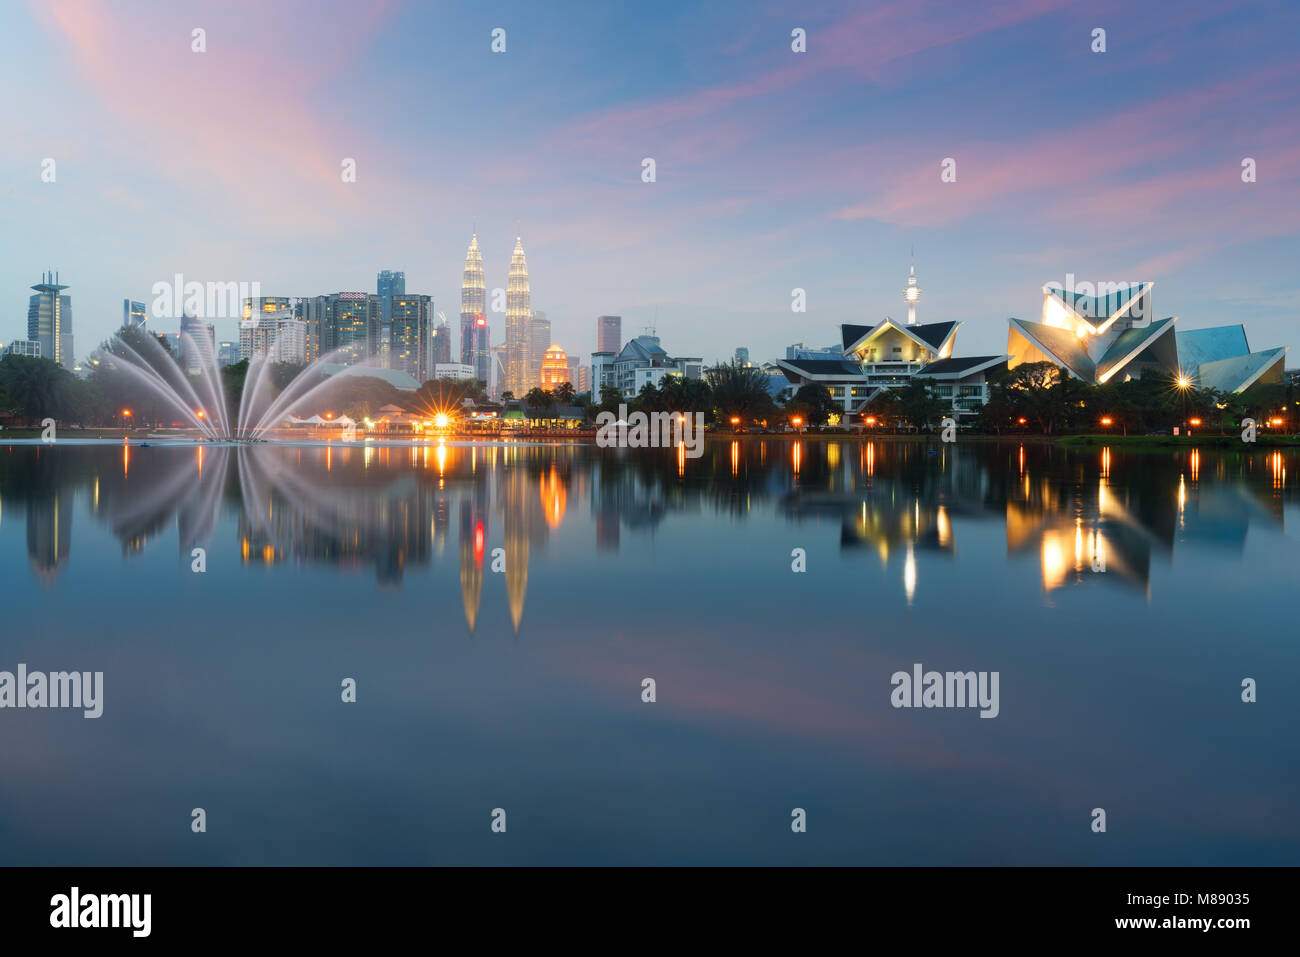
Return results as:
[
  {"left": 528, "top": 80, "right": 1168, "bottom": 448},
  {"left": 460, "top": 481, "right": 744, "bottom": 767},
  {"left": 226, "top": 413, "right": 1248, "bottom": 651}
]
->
[
  {"left": 777, "top": 317, "right": 1006, "bottom": 424},
  {"left": 1007, "top": 280, "right": 1285, "bottom": 393},
  {"left": 1175, "top": 325, "right": 1286, "bottom": 394}
]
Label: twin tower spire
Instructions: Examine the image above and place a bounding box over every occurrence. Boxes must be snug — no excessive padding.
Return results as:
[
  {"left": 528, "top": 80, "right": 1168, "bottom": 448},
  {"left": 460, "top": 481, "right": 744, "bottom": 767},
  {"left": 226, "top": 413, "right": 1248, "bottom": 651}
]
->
[{"left": 460, "top": 233, "right": 531, "bottom": 396}]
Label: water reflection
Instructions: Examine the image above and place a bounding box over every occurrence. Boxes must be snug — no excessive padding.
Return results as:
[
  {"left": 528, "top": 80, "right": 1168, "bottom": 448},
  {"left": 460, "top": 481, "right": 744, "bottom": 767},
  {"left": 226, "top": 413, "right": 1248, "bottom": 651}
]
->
[{"left": 1, "top": 439, "right": 1292, "bottom": 622}]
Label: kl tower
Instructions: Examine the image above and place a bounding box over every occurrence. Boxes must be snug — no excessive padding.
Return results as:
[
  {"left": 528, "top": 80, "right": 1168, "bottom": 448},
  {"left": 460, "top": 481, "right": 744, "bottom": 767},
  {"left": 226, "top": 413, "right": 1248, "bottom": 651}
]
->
[{"left": 904, "top": 253, "right": 921, "bottom": 325}]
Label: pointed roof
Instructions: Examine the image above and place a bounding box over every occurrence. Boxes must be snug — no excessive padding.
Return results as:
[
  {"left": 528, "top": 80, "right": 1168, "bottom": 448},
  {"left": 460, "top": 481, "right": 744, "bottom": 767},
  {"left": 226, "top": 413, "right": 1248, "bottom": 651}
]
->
[
  {"left": 910, "top": 321, "right": 957, "bottom": 351},
  {"left": 1195, "top": 347, "right": 1287, "bottom": 394},
  {"left": 915, "top": 355, "right": 1007, "bottom": 377},
  {"left": 841, "top": 323, "right": 873, "bottom": 351},
  {"left": 776, "top": 358, "right": 865, "bottom": 381},
  {"left": 1095, "top": 316, "right": 1177, "bottom": 383},
  {"left": 1008, "top": 317, "right": 1096, "bottom": 380},
  {"left": 1176, "top": 325, "right": 1250, "bottom": 370},
  {"left": 1044, "top": 281, "right": 1153, "bottom": 331}
]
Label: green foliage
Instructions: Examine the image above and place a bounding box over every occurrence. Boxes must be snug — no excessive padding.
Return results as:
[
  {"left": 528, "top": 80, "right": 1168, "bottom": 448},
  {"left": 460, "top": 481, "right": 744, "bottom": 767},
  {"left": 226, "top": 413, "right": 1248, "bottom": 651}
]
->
[
  {"left": 703, "top": 362, "right": 777, "bottom": 424},
  {"left": 786, "top": 383, "right": 838, "bottom": 426}
]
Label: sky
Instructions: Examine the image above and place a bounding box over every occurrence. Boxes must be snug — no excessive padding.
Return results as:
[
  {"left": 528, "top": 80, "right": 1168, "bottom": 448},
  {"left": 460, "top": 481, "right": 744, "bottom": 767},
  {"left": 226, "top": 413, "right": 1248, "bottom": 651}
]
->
[{"left": 2, "top": 0, "right": 1298, "bottom": 367}]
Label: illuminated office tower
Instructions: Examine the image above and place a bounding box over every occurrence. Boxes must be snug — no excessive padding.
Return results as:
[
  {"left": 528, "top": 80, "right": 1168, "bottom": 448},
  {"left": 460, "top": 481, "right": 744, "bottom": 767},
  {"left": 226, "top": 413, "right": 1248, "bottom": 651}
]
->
[
  {"left": 28, "top": 272, "right": 72, "bottom": 367},
  {"left": 526, "top": 311, "right": 550, "bottom": 389},
  {"left": 460, "top": 234, "right": 488, "bottom": 376},
  {"left": 597, "top": 315, "right": 621, "bottom": 354},
  {"left": 505, "top": 237, "right": 531, "bottom": 396}
]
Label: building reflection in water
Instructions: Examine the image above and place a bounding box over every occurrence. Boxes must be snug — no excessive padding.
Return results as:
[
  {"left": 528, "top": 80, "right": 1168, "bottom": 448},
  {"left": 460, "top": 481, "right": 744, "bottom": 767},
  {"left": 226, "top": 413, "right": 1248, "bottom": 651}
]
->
[{"left": 1, "top": 437, "right": 1292, "bottom": 617}]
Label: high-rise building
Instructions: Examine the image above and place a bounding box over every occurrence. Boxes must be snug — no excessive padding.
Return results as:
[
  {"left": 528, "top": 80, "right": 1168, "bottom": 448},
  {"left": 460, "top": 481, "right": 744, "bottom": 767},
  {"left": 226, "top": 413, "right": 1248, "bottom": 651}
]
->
[
  {"left": 377, "top": 270, "right": 405, "bottom": 324},
  {"left": 734, "top": 347, "right": 750, "bottom": 366},
  {"left": 566, "top": 356, "right": 580, "bottom": 389},
  {"left": 389, "top": 294, "right": 433, "bottom": 381},
  {"left": 430, "top": 312, "right": 452, "bottom": 368},
  {"left": 242, "top": 297, "right": 293, "bottom": 322},
  {"left": 526, "top": 311, "right": 550, "bottom": 390},
  {"left": 540, "top": 345, "right": 570, "bottom": 389},
  {"left": 490, "top": 344, "right": 507, "bottom": 397},
  {"left": 597, "top": 315, "right": 621, "bottom": 354},
  {"left": 123, "top": 299, "right": 147, "bottom": 329},
  {"left": 180, "top": 312, "right": 217, "bottom": 373},
  {"left": 460, "top": 234, "right": 488, "bottom": 376},
  {"left": 505, "top": 237, "right": 531, "bottom": 396},
  {"left": 304, "top": 293, "right": 381, "bottom": 365},
  {"left": 28, "top": 272, "right": 72, "bottom": 368},
  {"left": 239, "top": 310, "right": 307, "bottom": 364},
  {"left": 218, "top": 341, "right": 239, "bottom": 367},
  {"left": 575, "top": 364, "right": 590, "bottom": 394}
]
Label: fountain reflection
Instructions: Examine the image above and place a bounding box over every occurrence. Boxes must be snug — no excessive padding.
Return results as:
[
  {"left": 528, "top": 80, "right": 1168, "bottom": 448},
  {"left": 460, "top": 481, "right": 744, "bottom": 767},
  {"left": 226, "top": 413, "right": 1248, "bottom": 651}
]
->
[{"left": 1, "top": 439, "right": 1292, "bottom": 616}]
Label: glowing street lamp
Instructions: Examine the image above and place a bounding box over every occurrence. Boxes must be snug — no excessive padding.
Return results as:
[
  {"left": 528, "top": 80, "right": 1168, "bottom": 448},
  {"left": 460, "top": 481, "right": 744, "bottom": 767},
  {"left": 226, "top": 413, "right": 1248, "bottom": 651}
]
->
[
  {"left": 1176, "top": 376, "right": 1191, "bottom": 389},
  {"left": 1017, "top": 417, "right": 1027, "bottom": 426},
  {"left": 1189, "top": 417, "right": 1201, "bottom": 427},
  {"left": 1100, "top": 416, "right": 1113, "bottom": 427},
  {"left": 434, "top": 412, "right": 450, "bottom": 429},
  {"left": 730, "top": 416, "right": 740, "bottom": 428},
  {"left": 195, "top": 410, "right": 205, "bottom": 420},
  {"left": 865, "top": 416, "right": 877, "bottom": 426}
]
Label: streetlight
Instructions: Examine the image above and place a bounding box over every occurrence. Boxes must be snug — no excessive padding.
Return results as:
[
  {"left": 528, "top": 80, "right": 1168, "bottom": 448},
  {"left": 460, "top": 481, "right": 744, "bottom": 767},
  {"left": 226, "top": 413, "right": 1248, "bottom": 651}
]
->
[
  {"left": 865, "top": 416, "right": 876, "bottom": 426},
  {"left": 792, "top": 415, "right": 803, "bottom": 435},
  {"left": 1100, "top": 416, "right": 1112, "bottom": 427}
]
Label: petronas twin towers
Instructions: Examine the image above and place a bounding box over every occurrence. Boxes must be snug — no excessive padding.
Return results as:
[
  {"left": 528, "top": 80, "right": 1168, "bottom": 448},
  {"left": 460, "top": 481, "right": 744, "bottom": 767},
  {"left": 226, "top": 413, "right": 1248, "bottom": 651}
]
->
[{"left": 460, "top": 233, "right": 531, "bottom": 397}]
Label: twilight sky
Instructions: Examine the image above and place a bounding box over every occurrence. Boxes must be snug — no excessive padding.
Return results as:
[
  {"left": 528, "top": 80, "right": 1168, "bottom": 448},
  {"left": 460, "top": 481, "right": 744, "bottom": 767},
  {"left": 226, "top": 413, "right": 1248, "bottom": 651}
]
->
[{"left": 2, "top": 0, "right": 1298, "bottom": 367}]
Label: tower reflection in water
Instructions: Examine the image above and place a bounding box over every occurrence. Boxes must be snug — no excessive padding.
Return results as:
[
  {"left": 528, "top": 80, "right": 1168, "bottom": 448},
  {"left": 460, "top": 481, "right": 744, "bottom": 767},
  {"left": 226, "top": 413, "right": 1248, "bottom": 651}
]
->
[{"left": 2, "top": 438, "right": 1291, "bottom": 622}]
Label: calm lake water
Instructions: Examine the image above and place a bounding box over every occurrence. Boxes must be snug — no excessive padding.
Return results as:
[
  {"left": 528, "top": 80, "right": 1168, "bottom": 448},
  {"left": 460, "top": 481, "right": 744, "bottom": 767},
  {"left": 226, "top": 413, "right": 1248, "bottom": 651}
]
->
[{"left": 0, "top": 437, "right": 1295, "bottom": 865}]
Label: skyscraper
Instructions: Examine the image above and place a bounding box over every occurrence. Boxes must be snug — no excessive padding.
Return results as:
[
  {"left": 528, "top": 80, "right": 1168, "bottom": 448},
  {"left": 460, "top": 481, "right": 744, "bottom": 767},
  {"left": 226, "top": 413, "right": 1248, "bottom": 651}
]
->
[
  {"left": 505, "top": 236, "right": 531, "bottom": 396},
  {"left": 597, "top": 315, "right": 621, "bottom": 354},
  {"left": 377, "top": 270, "right": 406, "bottom": 366},
  {"left": 123, "top": 299, "right": 146, "bottom": 329},
  {"left": 28, "top": 272, "right": 72, "bottom": 367},
  {"left": 389, "top": 294, "right": 433, "bottom": 380},
  {"left": 460, "top": 234, "right": 487, "bottom": 375},
  {"left": 377, "top": 270, "right": 405, "bottom": 315},
  {"left": 527, "top": 310, "right": 550, "bottom": 390},
  {"left": 430, "top": 312, "right": 452, "bottom": 368}
]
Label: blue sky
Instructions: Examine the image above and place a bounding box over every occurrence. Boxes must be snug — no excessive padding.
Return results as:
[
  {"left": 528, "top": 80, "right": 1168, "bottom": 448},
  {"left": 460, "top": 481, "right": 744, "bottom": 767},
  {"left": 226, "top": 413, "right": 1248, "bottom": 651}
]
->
[{"left": 2, "top": 0, "right": 1298, "bottom": 366}]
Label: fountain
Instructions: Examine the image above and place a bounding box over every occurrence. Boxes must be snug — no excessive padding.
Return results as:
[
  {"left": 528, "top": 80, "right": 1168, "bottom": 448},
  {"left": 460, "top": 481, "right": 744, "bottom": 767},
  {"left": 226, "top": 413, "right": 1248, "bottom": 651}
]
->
[{"left": 93, "top": 323, "right": 378, "bottom": 442}]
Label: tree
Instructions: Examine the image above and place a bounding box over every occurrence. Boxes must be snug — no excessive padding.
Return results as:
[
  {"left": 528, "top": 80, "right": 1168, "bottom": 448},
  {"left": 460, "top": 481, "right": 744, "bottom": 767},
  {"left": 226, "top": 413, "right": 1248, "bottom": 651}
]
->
[
  {"left": 553, "top": 381, "right": 576, "bottom": 406},
  {"left": 786, "top": 383, "right": 837, "bottom": 426},
  {"left": 524, "top": 387, "right": 554, "bottom": 412},
  {"left": 896, "top": 381, "right": 947, "bottom": 430},
  {"left": 1004, "top": 361, "right": 1066, "bottom": 434},
  {"left": 704, "top": 362, "right": 776, "bottom": 424}
]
